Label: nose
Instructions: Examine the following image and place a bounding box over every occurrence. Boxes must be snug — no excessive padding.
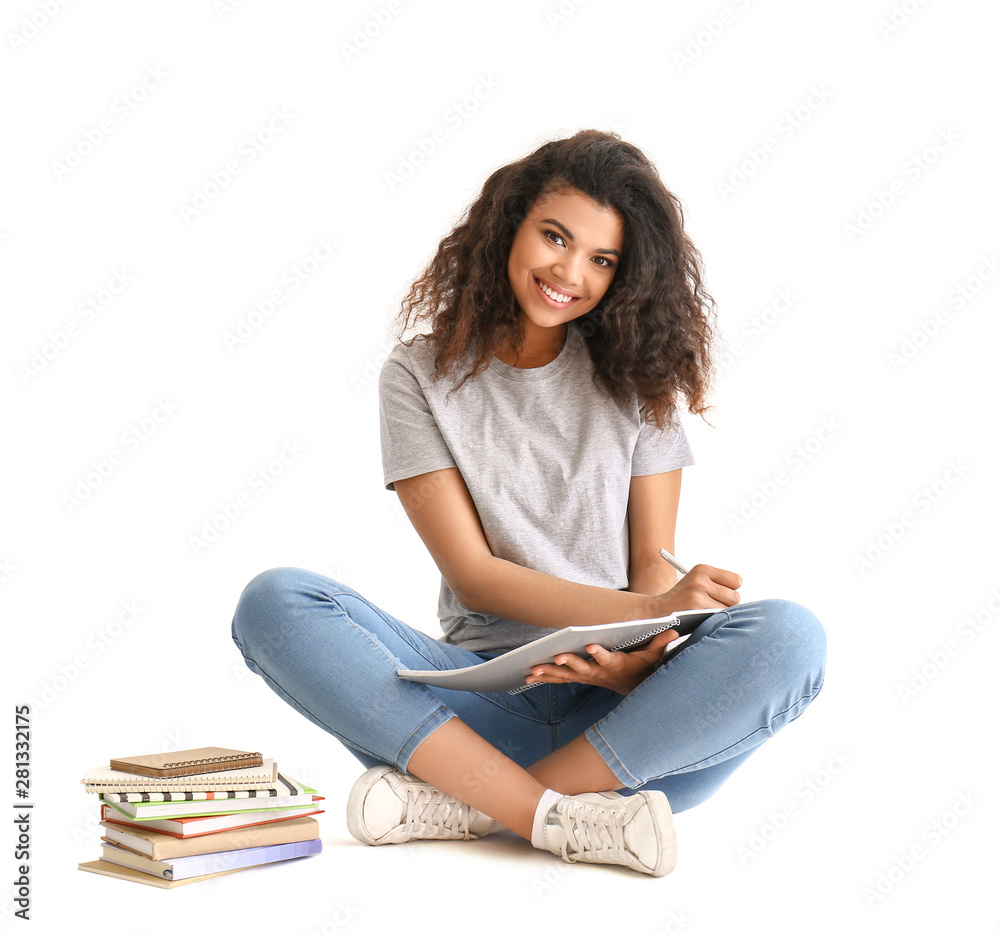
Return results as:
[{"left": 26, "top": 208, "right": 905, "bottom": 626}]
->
[{"left": 550, "top": 252, "right": 584, "bottom": 288}]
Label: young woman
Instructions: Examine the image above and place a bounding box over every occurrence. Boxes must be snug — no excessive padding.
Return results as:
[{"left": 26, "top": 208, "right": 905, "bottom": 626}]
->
[{"left": 231, "top": 130, "right": 827, "bottom": 877}]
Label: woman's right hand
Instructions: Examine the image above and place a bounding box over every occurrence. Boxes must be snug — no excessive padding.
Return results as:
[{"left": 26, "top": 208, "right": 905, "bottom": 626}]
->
[{"left": 658, "top": 563, "right": 742, "bottom": 612}]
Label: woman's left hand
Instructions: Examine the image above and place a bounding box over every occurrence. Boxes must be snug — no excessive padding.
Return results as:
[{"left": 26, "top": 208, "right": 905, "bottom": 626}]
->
[{"left": 523, "top": 630, "right": 680, "bottom": 695}]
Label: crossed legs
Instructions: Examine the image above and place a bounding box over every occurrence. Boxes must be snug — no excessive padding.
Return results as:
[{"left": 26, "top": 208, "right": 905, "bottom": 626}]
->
[{"left": 231, "top": 568, "right": 827, "bottom": 844}]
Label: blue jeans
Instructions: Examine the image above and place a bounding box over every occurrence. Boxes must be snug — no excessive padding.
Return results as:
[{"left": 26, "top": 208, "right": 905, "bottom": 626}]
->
[{"left": 231, "top": 568, "right": 826, "bottom": 812}]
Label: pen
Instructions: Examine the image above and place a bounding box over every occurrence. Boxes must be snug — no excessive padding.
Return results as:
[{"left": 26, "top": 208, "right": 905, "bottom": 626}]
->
[{"left": 658, "top": 548, "right": 690, "bottom": 576}]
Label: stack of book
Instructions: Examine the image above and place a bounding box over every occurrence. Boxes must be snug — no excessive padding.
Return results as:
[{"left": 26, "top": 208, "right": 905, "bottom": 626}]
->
[{"left": 77, "top": 746, "right": 324, "bottom": 888}]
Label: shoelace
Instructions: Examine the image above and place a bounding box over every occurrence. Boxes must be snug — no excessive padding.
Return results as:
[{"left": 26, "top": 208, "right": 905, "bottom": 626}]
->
[
  {"left": 560, "top": 802, "right": 628, "bottom": 863},
  {"left": 403, "top": 785, "right": 475, "bottom": 839}
]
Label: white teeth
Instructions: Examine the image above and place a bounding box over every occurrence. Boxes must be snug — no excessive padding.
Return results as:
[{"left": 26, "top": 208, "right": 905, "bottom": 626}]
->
[{"left": 536, "top": 278, "right": 574, "bottom": 303}]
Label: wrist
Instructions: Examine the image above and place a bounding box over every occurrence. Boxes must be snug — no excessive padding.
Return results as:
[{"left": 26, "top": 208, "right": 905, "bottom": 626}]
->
[
  {"left": 630, "top": 591, "right": 678, "bottom": 620},
  {"left": 617, "top": 665, "right": 655, "bottom": 695}
]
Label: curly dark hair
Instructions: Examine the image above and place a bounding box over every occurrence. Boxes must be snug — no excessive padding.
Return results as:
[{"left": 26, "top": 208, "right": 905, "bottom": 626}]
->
[{"left": 391, "top": 129, "right": 717, "bottom": 429}]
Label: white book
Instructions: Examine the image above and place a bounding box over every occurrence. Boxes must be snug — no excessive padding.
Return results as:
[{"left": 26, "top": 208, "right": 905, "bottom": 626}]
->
[{"left": 397, "top": 609, "right": 719, "bottom": 693}]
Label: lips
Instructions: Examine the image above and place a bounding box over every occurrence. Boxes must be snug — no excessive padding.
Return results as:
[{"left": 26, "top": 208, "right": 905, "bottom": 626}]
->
[{"left": 533, "top": 276, "right": 580, "bottom": 307}]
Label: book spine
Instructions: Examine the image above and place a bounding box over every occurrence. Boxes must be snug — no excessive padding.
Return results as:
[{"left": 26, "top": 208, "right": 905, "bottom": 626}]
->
[{"left": 611, "top": 623, "right": 672, "bottom": 650}]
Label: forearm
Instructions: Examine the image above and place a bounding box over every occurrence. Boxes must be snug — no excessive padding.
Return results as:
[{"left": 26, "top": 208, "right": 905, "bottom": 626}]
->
[
  {"left": 626, "top": 560, "right": 678, "bottom": 599},
  {"left": 460, "top": 556, "right": 671, "bottom": 628}
]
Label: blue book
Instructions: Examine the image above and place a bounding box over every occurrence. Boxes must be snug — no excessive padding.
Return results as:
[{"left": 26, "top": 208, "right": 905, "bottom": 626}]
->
[{"left": 100, "top": 837, "right": 322, "bottom": 880}]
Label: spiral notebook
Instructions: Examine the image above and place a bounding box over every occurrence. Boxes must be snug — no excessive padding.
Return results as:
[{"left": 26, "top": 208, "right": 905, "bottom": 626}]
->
[
  {"left": 81, "top": 760, "right": 278, "bottom": 800},
  {"left": 397, "top": 608, "right": 719, "bottom": 693},
  {"left": 108, "top": 747, "right": 263, "bottom": 778}
]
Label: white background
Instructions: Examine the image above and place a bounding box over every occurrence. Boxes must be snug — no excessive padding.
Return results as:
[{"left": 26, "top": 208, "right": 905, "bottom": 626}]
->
[{"left": 3, "top": 0, "right": 998, "bottom": 932}]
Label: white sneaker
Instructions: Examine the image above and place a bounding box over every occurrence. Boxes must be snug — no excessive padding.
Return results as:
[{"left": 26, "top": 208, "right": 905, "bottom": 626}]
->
[
  {"left": 542, "top": 790, "right": 677, "bottom": 876},
  {"left": 346, "top": 766, "right": 495, "bottom": 845}
]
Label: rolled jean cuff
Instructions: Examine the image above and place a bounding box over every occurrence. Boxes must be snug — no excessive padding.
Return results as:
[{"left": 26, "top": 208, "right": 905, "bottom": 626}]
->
[
  {"left": 397, "top": 708, "right": 456, "bottom": 772},
  {"left": 583, "top": 723, "right": 638, "bottom": 789}
]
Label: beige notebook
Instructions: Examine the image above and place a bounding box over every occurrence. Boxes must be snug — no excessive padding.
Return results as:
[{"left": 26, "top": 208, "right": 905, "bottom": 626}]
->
[
  {"left": 109, "top": 747, "right": 263, "bottom": 778},
  {"left": 78, "top": 859, "right": 246, "bottom": 888},
  {"left": 99, "top": 815, "right": 320, "bottom": 860}
]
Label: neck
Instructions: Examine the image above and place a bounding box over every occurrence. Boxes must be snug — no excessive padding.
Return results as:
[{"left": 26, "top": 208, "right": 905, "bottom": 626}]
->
[{"left": 497, "top": 321, "right": 568, "bottom": 369}]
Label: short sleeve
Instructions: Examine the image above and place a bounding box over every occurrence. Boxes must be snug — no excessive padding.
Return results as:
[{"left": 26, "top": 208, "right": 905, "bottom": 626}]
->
[
  {"left": 378, "top": 347, "right": 457, "bottom": 491},
  {"left": 630, "top": 409, "right": 695, "bottom": 476}
]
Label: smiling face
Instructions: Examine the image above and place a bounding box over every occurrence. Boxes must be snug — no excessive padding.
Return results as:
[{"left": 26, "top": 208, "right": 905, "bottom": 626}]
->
[{"left": 506, "top": 187, "right": 624, "bottom": 340}]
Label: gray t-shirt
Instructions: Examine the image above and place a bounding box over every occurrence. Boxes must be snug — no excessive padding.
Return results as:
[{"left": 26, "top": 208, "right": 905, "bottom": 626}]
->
[{"left": 378, "top": 320, "right": 695, "bottom": 653}]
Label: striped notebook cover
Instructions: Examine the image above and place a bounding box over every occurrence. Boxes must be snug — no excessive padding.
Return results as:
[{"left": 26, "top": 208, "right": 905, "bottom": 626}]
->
[
  {"left": 98, "top": 775, "right": 319, "bottom": 821},
  {"left": 91, "top": 768, "right": 311, "bottom": 805}
]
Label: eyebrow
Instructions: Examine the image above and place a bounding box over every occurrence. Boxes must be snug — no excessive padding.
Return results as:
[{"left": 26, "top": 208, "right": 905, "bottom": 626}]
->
[{"left": 539, "top": 218, "right": 621, "bottom": 258}]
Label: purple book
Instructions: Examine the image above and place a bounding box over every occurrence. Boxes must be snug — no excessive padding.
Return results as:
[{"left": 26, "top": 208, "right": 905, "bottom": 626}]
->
[{"left": 101, "top": 838, "right": 322, "bottom": 880}]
